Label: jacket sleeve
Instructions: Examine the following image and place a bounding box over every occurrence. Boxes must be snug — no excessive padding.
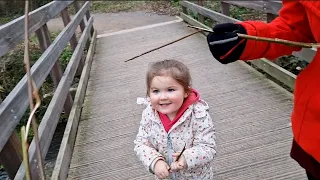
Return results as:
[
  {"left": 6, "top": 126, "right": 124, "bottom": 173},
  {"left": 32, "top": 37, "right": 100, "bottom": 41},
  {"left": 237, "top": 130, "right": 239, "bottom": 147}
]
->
[
  {"left": 183, "top": 110, "right": 217, "bottom": 169},
  {"left": 239, "top": 0, "right": 314, "bottom": 60},
  {"left": 133, "top": 107, "right": 164, "bottom": 173}
]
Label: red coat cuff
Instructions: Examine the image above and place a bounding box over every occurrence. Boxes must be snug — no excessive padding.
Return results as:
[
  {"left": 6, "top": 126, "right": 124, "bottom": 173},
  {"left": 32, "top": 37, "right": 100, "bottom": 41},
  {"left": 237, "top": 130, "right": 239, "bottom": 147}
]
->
[{"left": 237, "top": 22, "right": 258, "bottom": 60}]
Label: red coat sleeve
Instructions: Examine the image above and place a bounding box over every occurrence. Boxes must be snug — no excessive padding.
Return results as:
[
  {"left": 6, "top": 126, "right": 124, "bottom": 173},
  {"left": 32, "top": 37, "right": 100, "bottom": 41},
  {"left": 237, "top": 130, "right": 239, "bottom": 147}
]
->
[{"left": 238, "top": 0, "right": 314, "bottom": 60}]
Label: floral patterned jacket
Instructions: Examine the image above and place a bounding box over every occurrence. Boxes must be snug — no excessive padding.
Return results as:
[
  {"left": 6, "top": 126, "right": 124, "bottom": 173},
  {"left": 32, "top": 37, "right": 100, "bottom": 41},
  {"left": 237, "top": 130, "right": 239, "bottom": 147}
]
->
[{"left": 134, "top": 98, "right": 217, "bottom": 179}]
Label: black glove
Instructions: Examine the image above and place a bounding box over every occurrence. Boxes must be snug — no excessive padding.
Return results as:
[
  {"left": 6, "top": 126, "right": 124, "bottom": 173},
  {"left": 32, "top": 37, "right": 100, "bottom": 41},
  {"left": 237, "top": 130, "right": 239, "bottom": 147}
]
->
[{"left": 207, "top": 23, "right": 247, "bottom": 64}]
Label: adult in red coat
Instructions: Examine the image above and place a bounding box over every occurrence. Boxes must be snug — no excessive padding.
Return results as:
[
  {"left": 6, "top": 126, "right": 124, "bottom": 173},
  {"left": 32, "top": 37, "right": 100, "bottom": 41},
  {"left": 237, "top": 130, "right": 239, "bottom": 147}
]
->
[{"left": 207, "top": 1, "right": 320, "bottom": 180}]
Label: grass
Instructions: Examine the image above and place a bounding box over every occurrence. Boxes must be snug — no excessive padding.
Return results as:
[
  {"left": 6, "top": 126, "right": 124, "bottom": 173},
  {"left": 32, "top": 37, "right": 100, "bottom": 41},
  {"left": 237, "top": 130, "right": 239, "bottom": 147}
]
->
[
  {"left": 0, "top": 15, "right": 19, "bottom": 24},
  {"left": 90, "top": 1, "right": 147, "bottom": 13},
  {"left": 90, "top": 1, "right": 180, "bottom": 16}
]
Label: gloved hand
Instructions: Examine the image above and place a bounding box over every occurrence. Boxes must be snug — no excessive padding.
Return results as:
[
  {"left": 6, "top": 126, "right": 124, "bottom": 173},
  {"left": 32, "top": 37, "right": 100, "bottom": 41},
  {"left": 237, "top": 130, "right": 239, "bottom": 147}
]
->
[{"left": 207, "top": 23, "right": 247, "bottom": 64}]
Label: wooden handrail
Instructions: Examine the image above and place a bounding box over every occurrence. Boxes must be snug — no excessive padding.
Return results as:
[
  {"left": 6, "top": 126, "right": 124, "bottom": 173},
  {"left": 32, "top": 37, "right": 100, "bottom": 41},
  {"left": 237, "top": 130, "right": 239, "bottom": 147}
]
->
[
  {"left": 0, "top": 1, "right": 96, "bottom": 179},
  {"left": 15, "top": 16, "right": 94, "bottom": 180},
  {"left": 0, "top": 1, "right": 90, "bottom": 154},
  {"left": 0, "top": 1, "right": 73, "bottom": 58},
  {"left": 220, "top": 1, "right": 282, "bottom": 15}
]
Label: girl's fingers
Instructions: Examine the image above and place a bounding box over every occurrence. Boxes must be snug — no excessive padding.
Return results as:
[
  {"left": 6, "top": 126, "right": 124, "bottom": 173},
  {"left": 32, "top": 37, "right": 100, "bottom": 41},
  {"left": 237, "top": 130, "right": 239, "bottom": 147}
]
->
[
  {"left": 159, "top": 173, "right": 165, "bottom": 179},
  {"left": 172, "top": 152, "right": 181, "bottom": 157},
  {"left": 178, "top": 161, "right": 184, "bottom": 167},
  {"left": 170, "top": 162, "right": 182, "bottom": 171},
  {"left": 170, "top": 161, "right": 184, "bottom": 171},
  {"left": 161, "top": 171, "right": 169, "bottom": 178},
  {"left": 160, "top": 174, "right": 164, "bottom": 179},
  {"left": 173, "top": 163, "right": 177, "bottom": 170}
]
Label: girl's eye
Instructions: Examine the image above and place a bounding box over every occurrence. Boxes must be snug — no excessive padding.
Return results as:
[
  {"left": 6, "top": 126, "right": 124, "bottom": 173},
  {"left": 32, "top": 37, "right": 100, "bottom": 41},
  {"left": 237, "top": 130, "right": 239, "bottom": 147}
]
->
[
  {"left": 168, "top": 88, "right": 175, "bottom": 92},
  {"left": 152, "top": 90, "right": 159, "bottom": 94}
]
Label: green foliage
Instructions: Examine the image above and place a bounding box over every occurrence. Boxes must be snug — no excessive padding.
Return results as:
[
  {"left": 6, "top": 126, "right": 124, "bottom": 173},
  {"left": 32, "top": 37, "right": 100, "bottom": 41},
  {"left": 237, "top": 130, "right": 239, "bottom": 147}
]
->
[
  {"left": 60, "top": 46, "right": 73, "bottom": 66},
  {"left": 204, "top": 1, "right": 221, "bottom": 13},
  {"left": 0, "top": 31, "right": 73, "bottom": 144},
  {"left": 90, "top": 1, "right": 147, "bottom": 13},
  {"left": 30, "top": 0, "right": 53, "bottom": 10},
  {"left": 0, "top": 15, "right": 20, "bottom": 24},
  {"left": 89, "top": 1, "right": 180, "bottom": 16},
  {"left": 172, "top": 0, "right": 180, "bottom": 7},
  {"left": 230, "top": 7, "right": 248, "bottom": 20},
  {"left": 0, "top": 0, "right": 53, "bottom": 24},
  {"left": 0, "top": 36, "right": 42, "bottom": 100}
]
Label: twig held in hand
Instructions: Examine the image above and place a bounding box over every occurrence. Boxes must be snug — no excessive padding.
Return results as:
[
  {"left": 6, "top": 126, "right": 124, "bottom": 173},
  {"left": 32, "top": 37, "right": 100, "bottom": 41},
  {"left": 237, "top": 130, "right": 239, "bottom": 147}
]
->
[
  {"left": 187, "top": 24, "right": 320, "bottom": 49},
  {"left": 125, "top": 29, "right": 203, "bottom": 62},
  {"left": 175, "top": 143, "right": 186, "bottom": 162}
]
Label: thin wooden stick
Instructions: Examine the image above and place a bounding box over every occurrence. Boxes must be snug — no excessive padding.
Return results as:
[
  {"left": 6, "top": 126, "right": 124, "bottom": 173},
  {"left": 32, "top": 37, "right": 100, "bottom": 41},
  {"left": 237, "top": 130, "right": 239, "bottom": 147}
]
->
[
  {"left": 23, "top": 1, "right": 45, "bottom": 179},
  {"left": 187, "top": 25, "right": 320, "bottom": 49},
  {"left": 125, "top": 29, "right": 203, "bottom": 62}
]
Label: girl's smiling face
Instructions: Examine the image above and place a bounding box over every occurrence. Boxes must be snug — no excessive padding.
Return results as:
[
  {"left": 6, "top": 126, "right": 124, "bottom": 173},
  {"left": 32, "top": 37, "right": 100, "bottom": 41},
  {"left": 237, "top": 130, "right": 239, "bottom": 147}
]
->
[{"left": 149, "top": 75, "right": 188, "bottom": 120}]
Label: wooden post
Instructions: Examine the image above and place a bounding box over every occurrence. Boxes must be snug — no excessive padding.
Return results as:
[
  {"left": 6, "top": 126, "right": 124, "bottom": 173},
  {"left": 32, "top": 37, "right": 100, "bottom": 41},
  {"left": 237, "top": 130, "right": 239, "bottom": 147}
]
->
[
  {"left": 0, "top": 132, "right": 23, "bottom": 179},
  {"left": 60, "top": 8, "right": 85, "bottom": 75},
  {"left": 35, "top": 24, "right": 73, "bottom": 116},
  {"left": 86, "top": 10, "right": 94, "bottom": 36},
  {"left": 220, "top": 1, "right": 230, "bottom": 16},
  {"left": 264, "top": 1, "right": 277, "bottom": 23},
  {"left": 197, "top": 0, "right": 205, "bottom": 24},
  {"left": 82, "top": 1, "right": 93, "bottom": 51},
  {"left": 73, "top": 1, "right": 86, "bottom": 33},
  {"left": 61, "top": 8, "right": 78, "bottom": 51},
  {"left": 182, "top": 4, "right": 188, "bottom": 15},
  {"left": 267, "top": 13, "right": 277, "bottom": 23},
  {"left": 264, "top": 2, "right": 279, "bottom": 64}
]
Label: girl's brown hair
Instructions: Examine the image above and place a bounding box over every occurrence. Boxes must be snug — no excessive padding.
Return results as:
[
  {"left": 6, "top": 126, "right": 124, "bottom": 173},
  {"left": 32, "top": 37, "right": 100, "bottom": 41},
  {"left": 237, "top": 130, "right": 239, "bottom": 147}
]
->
[{"left": 146, "top": 59, "right": 192, "bottom": 96}]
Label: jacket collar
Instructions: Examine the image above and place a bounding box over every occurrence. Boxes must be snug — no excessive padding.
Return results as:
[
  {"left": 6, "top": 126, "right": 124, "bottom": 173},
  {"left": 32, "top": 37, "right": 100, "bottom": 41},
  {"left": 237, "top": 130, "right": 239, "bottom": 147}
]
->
[
  {"left": 158, "top": 89, "right": 200, "bottom": 133},
  {"left": 137, "top": 95, "right": 209, "bottom": 134}
]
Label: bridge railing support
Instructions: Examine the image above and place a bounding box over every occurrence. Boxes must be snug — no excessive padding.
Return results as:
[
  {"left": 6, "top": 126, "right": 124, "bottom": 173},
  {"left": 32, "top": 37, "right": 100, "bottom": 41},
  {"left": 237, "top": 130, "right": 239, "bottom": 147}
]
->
[{"left": 0, "top": 1, "right": 97, "bottom": 179}]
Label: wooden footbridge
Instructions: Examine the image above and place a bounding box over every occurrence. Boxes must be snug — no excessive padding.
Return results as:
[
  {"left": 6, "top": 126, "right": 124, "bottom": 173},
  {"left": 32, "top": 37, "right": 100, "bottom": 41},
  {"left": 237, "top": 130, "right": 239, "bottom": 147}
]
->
[{"left": 0, "top": 1, "right": 315, "bottom": 179}]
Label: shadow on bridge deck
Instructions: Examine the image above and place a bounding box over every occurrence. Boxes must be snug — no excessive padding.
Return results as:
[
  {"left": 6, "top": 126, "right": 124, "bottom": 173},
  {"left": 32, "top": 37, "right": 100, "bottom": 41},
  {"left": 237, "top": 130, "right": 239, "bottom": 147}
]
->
[{"left": 67, "top": 13, "right": 306, "bottom": 180}]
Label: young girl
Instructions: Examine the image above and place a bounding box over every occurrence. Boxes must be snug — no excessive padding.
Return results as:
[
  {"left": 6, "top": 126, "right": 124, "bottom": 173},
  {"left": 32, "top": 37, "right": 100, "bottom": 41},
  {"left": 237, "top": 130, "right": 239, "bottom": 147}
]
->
[{"left": 134, "top": 59, "right": 216, "bottom": 179}]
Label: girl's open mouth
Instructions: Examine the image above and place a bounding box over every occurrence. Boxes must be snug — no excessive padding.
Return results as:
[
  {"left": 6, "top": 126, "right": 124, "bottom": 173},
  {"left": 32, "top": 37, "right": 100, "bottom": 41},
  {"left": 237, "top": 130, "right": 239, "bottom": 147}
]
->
[{"left": 160, "top": 103, "right": 171, "bottom": 107}]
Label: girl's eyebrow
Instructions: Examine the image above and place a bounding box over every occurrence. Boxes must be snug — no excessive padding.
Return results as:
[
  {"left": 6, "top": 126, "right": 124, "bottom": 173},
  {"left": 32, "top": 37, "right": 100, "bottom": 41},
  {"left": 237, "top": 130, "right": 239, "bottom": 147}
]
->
[{"left": 150, "top": 85, "right": 178, "bottom": 89}]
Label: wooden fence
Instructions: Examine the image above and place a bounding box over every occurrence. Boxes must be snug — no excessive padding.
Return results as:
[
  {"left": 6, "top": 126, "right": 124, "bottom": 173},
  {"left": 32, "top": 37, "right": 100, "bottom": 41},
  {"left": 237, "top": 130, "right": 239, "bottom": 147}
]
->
[
  {"left": 180, "top": 0, "right": 316, "bottom": 90},
  {"left": 0, "top": 1, "right": 97, "bottom": 179}
]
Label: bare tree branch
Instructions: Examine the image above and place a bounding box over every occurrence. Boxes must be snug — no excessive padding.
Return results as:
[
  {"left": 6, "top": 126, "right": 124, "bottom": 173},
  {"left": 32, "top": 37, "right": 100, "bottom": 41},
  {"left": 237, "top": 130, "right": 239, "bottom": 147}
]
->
[
  {"left": 125, "top": 29, "right": 203, "bottom": 62},
  {"left": 187, "top": 25, "right": 320, "bottom": 48}
]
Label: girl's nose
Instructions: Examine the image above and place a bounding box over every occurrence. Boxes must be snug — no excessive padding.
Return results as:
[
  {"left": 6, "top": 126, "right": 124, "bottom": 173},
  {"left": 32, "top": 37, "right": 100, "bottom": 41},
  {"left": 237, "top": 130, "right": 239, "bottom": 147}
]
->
[{"left": 160, "top": 92, "right": 168, "bottom": 100}]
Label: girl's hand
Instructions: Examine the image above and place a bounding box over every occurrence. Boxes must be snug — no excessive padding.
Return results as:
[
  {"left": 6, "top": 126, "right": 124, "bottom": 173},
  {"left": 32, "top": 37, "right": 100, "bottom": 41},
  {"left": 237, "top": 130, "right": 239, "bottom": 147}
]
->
[
  {"left": 154, "top": 160, "right": 170, "bottom": 179},
  {"left": 170, "top": 153, "right": 187, "bottom": 171}
]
